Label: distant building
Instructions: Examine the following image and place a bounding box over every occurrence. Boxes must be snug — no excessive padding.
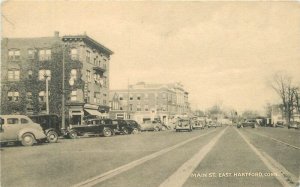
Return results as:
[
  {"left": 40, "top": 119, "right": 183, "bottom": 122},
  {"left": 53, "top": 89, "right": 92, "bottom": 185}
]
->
[
  {"left": 1, "top": 32, "right": 113, "bottom": 125},
  {"left": 109, "top": 82, "right": 190, "bottom": 125}
]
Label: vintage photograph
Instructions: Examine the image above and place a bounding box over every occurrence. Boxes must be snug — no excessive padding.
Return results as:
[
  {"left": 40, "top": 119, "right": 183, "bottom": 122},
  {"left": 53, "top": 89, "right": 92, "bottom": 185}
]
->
[{"left": 1, "top": 1, "right": 300, "bottom": 187}]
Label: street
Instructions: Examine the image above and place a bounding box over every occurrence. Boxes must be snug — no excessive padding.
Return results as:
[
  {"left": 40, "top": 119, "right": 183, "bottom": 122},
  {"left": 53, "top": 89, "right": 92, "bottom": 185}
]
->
[{"left": 1, "top": 126, "right": 299, "bottom": 187}]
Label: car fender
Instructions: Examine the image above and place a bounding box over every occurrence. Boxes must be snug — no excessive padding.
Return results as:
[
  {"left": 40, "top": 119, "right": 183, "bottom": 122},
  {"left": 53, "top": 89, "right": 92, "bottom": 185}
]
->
[
  {"left": 44, "top": 128, "right": 59, "bottom": 135},
  {"left": 17, "top": 128, "right": 46, "bottom": 141}
]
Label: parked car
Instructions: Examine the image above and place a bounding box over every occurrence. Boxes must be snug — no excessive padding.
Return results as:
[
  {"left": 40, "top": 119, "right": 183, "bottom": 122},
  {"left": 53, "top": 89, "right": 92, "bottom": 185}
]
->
[
  {"left": 288, "top": 121, "right": 299, "bottom": 129},
  {"left": 237, "top": 119, "right": 258, "bottom": 128},
  {"left": 28, "top": 114, "right": 61, "bottom": 143},
  {"left": 0, "top": 115, "right": 46, "bottom": 146},
  {"left": 175, "top": 119, "right": 193, "bottom": 132},
  {"left": 112, "top": 119, "right": 141, "bottom": 134},
  {"left": 67, "top": 118, "right": 118, "bottom": 138},
  {"left": 140, "top": 120, "right": 163, "bottom": 131},
  {"left": 193, "top": 120, "right": 205, "bottom": 130}
]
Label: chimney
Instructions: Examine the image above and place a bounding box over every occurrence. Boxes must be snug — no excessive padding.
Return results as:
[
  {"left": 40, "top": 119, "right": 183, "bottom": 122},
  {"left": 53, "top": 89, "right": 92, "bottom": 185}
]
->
[{"left": 54, "top": 31, "right": 59, "bottom": 37}]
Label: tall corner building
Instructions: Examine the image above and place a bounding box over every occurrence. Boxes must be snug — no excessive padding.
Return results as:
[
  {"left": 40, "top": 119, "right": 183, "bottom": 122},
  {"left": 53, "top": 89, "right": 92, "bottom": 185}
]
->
[{"left": 1, "top": 31, "right": 113, "bottom": 125}]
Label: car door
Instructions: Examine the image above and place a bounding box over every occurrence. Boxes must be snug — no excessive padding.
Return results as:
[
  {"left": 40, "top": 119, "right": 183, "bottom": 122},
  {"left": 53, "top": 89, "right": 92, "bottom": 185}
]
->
[{"left": 1, "top": 117, "right": 22, "bottom": 141}]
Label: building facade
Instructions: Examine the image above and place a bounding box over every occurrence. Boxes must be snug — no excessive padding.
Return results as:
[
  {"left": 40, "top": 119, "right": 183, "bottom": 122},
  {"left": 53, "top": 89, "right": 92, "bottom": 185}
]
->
[
  {"left": 1, "top": 32, "right": 113, "bottom": 125},
  {"left": 109, "top": 82, "right": 190, "bottom": 125}
]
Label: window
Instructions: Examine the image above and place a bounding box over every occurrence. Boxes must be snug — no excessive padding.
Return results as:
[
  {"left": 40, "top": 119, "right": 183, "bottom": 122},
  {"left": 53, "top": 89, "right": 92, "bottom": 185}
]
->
[
  {"left": 71, "top": 91, "right": 77, "bottom": 101},
  {"left": 119, "top": 95, "right": 123, "bottom": 100},
  {"left": 94, "top": 74, "right": 101, "bottom": 84},
  {"left": 120, "top": 107, "right": 123, "bottom": 110},
  {"left": 28, "top": 70, "right": 33, "bottom": 79},
  {"left": 103, "top": 100, "right": 106, "bottom": 104},
  {"left": 39, "top": 70, "right": 51, "bottom": 80},
  {"left": 137, "top": 95, "right": 141, "bottom": 100},
  {"left": 28, "top": 49, "right": 34, "bottom": 59},
  {"left": 94, "top": 56, "right": 98, "bottom": 65},
  {"left": 7, "top": 118, "right": 19, "bottom": 124},
  {"left": 86, "top": 70, "right": 91, "bottom": 82},
  {"left": 129, "top": 104, "right": 133, "bottom": 111},
  {"left": 8, "top": 49, "right": 20, "bottom": 61},
  {"left": 129, "top": 95, "right": 133, "bottom": 100},
  {"left": 70, "top": 48, "right": 78, "bottom": 60},
  {"left": 70, "top": 69, "right": 77, "bottom": 80},
  {"left": 162, "top": 93, "right": 166, "bottom": 99},
  {"left": 39, "top": 49, "right": 51, "bottom": 61},
  {"left": 39, "top": 91, "right": 46, "bottom": 102},
  {"left": 86, "top": 50, "right": 91, "bottom": 63},
  {"left": 137, "top": 105, "right": 141, "bottom": 111},
  {"left": 26, "top": 92, "right": 32, "bottom": 100},
  {"left": 144, "top": 105, "right": 149, "bottom": 111},
  {"left": 7, "top": 70, "right": 20, "bottom": 81},
  {"left": 8, "top": 92, "right": 19, "bottom": 101},
  {"left": 21, "top": 118, "right": 29, "bottom": 124}
]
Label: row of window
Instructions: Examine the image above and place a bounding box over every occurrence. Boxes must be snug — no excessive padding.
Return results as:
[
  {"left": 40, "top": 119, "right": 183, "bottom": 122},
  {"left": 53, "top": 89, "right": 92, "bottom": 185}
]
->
[
  {"left": 85, "top": 50, "right": 108, "bottom": 67},
  {"left": 7, "top": 69, "right": 51, "bottom": 81},
  {"left": 117, "top": 105, "right": 168, "bottom": 112},
  {"left": 118, "top": 94, "right": 174, "bottom": 101},
  {"left": 8, "top": 49, "right": 51, "bottom": 61},
  {"left": 7, "top": 90, "right": 106, "bottom": 105}
]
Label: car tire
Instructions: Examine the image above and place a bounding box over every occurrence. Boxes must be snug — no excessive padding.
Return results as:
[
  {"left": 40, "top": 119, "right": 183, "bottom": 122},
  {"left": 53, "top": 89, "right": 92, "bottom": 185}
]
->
[
  {"left": 21, "top": 133, "right": 35, "bottom": 146},
  {"left": 122, "top": 128, "right": 129, "bottom": 135},
  {"left": 68, "top": 130, "right": 78, "bottom": 139},
  {"left": 161, "top": 126, "right": 166, "bottom": 131},
  {"left": 103, "top": 127, "right": 112, "bottom": 137},
  {"left": 131, "top": 128, "right": 139, "bottom": 134},
  {"left": 154, "top": 126, "right": 160, "bottom": 131},
  {"left": 47, "top": 131, "right": 58, "bottom": 143}
]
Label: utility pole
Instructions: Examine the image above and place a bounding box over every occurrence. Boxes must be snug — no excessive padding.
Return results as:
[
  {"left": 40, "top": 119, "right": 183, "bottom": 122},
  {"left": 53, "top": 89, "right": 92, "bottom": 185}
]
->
[
  {"left": 61, "top": 46, "right": 66, "bottom": 130},
  {"left": 127, "top": 78, "right": 129, "bottom": 119},
  {"left": 45, "top": 74, "right": 49, "bottom": 114}
]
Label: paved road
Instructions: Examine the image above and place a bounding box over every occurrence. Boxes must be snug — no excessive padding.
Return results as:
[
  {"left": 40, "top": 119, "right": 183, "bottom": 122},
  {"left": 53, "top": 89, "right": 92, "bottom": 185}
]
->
[{"left": 1, "top": 126, "right": 299, "bottom": 187}]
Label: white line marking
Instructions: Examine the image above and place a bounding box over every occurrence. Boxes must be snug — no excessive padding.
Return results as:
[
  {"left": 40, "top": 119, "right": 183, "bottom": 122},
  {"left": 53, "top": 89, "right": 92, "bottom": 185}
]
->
[
  {"left": 246, "top": 130, "right": 300, "bottom": 150},
  {"left": 72, "top": 129, "right": 218, "bottom": 187},
  {"left": 235, "top": 128, "right": 292, "bottom": 187},
  {"left": 159, "top": 127, "right": 228, "bottom": 187}
]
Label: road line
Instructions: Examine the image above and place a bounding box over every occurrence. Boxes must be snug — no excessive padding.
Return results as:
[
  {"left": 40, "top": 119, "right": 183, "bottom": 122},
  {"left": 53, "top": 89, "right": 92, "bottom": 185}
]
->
[
  {"left": 235, "top": 128, "right": 293, "bottom": 187},
  {"left": 72, "top": 129, "right": 218, "bottom": 187},
  {"left": 261, "top": 151, "right": 299, "bottom": 185},
  {"left": 246, "top": 130, "right": 300, "bottom": 150},
  {"left": 159, "top": 127, "right": 228, "bottom": 187}
]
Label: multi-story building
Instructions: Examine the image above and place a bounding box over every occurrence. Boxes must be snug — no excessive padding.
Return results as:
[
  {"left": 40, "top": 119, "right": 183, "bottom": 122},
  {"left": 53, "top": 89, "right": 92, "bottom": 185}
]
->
[
  {"left": 1, "top": 31, "right": 113, "bottom": 125},
  {"left": 109, "top": 82, "right": 190, "bottom": 125}
]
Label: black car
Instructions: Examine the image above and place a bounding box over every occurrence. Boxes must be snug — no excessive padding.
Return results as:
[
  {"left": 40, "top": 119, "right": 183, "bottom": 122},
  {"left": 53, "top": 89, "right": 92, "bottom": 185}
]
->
[
  {"left": 237, "top": 119, "right": 258, "bottom": 128},
  {"left": 28, "top": 114, "right": 61, "bottom": 143},
  {"left": 67, "top": 118, "right": 118, "bottom": 138}
]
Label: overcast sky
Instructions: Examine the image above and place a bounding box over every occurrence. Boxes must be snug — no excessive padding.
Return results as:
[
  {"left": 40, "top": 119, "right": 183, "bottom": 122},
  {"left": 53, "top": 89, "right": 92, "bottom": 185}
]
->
[{"left": 2, "top": 1, "right": 300, "bottom": 113}]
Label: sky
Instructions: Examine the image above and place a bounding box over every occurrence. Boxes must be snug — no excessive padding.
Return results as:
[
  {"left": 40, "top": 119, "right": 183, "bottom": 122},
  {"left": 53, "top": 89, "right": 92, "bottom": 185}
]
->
[{"left": 2, "top": 1, "right": 300, "bottom": 114}]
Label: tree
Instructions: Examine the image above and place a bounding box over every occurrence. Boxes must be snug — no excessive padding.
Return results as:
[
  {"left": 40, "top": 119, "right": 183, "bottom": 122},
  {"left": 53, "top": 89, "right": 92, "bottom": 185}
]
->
[{"left": 270, "top": 72, "right": 298, "bottom": 123}]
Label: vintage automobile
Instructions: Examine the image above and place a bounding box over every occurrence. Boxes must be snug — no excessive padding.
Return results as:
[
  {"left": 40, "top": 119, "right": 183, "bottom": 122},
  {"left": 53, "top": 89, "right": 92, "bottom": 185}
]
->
[
  {"left": 175, "top": 118, "right": 193, "bottom": 132},
  {"left": 0, "top": 115, "right": 46, "bottom": 146},
  {"left": 237, "top": 119, "right": 258, "bottom": 128},
  {"left": 192, "top": 120, "right": 205, "bottom": 130},
  {"left": 208, "top": 121, "right": 217, "bottom": 128},
  {"left": 112, "top": 119, "right": 141, "bottom": 134},
  {"left": 139, "top": 120, "right": 163, "bottom": 131},
  {"left": 28, "top": 114, "right": 61, "bottom": 143},
  {"left": 288, "top": 121, "right": 299, "bottom": 129},
  {"left": 67, "top": 118, "right": 118, "bottom": 138}
]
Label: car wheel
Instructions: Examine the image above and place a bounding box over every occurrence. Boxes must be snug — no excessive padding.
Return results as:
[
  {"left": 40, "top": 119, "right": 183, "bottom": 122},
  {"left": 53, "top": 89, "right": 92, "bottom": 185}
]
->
[
  {"left": 176, "top": 129, "right": 179, "bottom": 132},
  {"left": 21, "top": 133, "right": 35, "bottom": 146},
  {"left": 122, "top": 128, "right": 129, "bottom": 135},
  {"left": 154, "top": 126, "right": 160, "bottom": 131},
  {"left": 103, "top": 127, "right": 112, "bottom": 137},
  {"left": 131, "top": 128, "right": 139, "bottom": 134},
  {"left": 68, "top": 130, "right": 78, "bottom": 139},
  {"left": 161, "top": 126, "right": 166, "bottom": 131},
  {"left": 47, "top": 131, "right": 58, "bottom": 143}
]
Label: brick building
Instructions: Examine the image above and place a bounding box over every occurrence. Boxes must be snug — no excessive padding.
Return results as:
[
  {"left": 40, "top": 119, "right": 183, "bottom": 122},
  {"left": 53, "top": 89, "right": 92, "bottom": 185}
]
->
[
  {"left": 109, "top": 82, "right": 190, "bottom": 125},
  {"left": 1, "top": 32, "right": 113, "bottom": 125}
]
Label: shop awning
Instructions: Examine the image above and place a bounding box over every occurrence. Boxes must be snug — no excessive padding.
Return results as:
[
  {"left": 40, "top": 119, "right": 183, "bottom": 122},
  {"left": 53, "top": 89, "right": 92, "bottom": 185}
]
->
[{"left": 84, "top": 109, "right": 102, "bottom": 116}]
